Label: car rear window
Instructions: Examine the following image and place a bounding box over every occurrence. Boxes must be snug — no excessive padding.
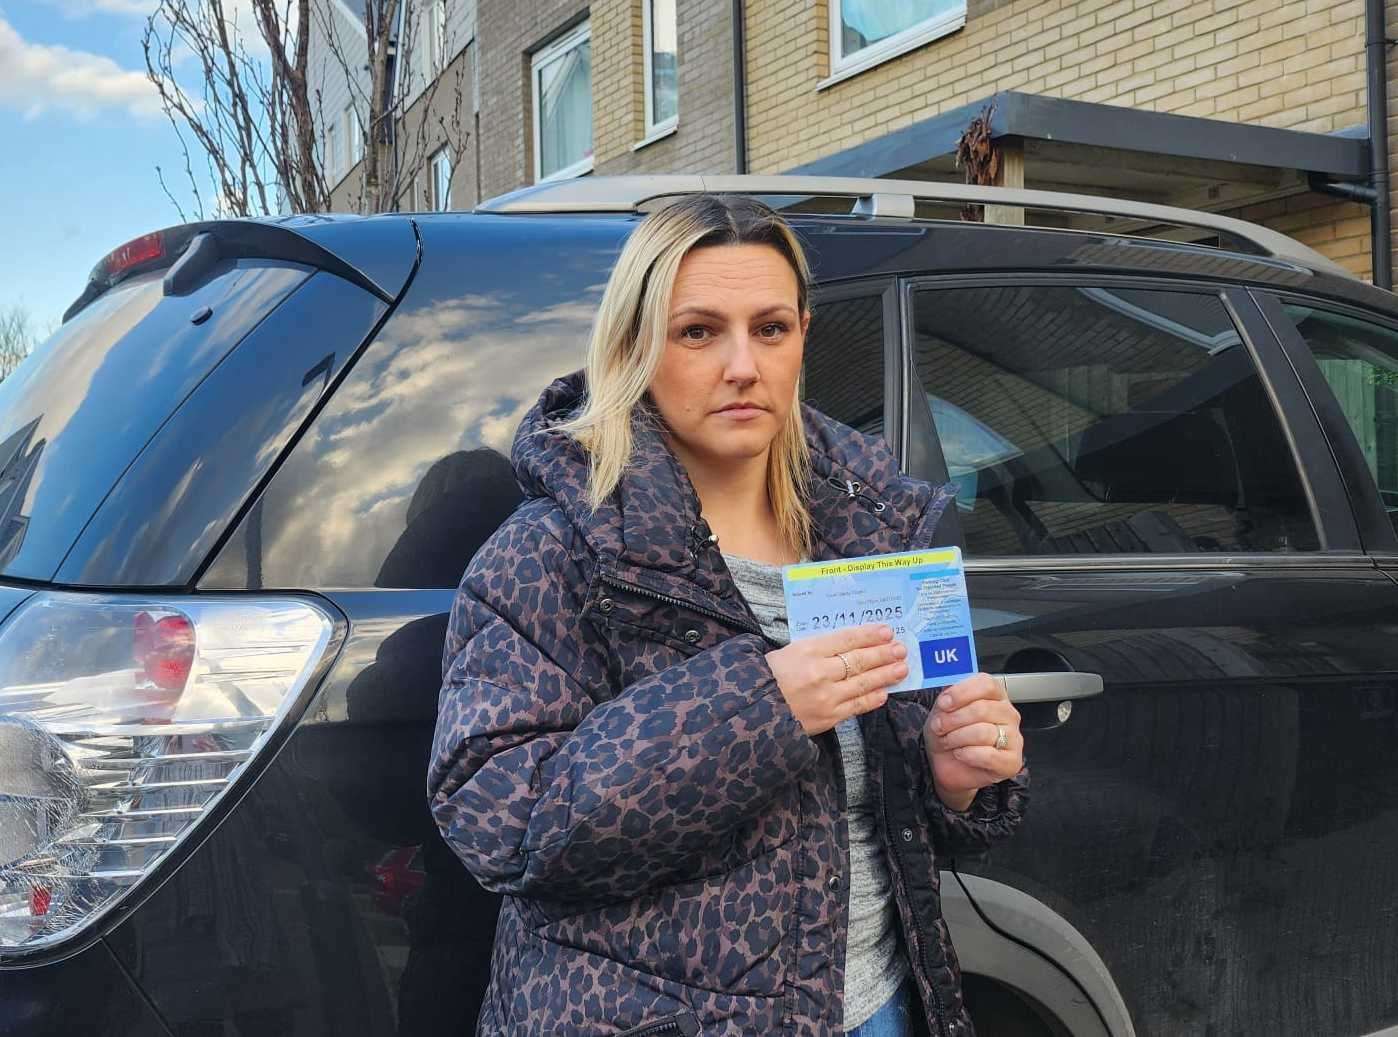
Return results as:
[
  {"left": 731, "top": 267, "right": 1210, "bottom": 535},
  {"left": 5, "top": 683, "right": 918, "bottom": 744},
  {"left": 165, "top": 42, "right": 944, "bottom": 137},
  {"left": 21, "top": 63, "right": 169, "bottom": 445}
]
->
[{"left": 0, "top": 259, "right": 311, "bottom": 581}]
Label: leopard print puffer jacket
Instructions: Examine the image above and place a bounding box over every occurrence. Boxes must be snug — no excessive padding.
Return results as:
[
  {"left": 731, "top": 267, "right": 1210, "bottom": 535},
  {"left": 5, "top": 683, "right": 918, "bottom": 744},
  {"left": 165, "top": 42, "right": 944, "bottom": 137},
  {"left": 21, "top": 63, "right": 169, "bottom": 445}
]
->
[{"left": 428, "top": 372, "right": 1027, "bottom": 1036}]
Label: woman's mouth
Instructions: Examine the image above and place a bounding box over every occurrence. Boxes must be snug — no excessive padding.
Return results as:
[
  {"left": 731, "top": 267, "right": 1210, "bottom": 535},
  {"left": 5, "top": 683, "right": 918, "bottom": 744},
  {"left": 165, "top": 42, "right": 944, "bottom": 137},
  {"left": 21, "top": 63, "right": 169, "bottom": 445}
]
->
[{"left": 715, "top": 403, "right": 768, "bottom": 421}]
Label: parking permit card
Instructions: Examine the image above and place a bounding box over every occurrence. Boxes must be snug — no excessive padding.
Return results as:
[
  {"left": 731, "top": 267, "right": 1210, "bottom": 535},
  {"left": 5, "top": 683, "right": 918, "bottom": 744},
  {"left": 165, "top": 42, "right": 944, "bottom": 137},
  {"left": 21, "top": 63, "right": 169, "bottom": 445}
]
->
[{"left": 782, "top": 548, "right": 978, "bottom": 692}]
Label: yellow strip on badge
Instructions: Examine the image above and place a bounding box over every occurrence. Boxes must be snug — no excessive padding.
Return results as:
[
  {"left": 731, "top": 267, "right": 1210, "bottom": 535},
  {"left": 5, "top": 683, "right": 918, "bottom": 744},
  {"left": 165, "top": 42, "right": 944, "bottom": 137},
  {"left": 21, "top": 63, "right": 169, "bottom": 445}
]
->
[{"left": 784, "top": 549, "right": 959, "bottom": 582}]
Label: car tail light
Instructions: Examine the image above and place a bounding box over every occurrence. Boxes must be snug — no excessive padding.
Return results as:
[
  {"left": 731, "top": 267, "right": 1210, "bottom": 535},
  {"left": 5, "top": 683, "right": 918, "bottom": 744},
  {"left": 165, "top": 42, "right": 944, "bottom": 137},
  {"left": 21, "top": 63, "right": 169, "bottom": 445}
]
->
[
  {"left": 102, "top": 232, "right": 165, "bottom": 280},
  {"left": 0, "top": 592, "right": 335, "bottom": 954}
]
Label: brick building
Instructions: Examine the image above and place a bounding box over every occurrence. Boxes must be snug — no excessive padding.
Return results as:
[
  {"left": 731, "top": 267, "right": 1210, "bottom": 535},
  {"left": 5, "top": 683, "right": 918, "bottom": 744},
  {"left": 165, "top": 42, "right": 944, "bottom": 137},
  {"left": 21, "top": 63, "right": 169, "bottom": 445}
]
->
[{"left": 313, "top": 0, "right": 1397, "bottom": 286}]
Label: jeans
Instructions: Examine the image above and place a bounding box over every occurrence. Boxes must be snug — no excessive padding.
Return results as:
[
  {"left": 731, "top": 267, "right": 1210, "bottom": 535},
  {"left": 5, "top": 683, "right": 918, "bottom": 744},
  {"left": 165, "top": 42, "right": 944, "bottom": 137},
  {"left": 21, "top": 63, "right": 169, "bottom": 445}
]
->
[{"left": 845, "top": 978, "right": 915, "bottom": 1037}]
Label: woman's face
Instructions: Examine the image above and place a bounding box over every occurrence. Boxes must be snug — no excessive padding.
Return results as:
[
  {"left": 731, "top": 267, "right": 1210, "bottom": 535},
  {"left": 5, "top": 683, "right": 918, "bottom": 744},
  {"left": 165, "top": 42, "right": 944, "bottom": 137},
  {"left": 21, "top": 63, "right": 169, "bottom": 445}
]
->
[{"left": 649, "top": 243, "right": 809, "bottom": 470}]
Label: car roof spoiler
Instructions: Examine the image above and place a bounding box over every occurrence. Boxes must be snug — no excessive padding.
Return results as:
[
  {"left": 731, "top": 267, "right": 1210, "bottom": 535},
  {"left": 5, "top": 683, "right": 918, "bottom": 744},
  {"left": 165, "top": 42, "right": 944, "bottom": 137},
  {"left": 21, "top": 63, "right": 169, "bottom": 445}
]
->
[{"left": 64, "top": 214, "right": 418, "bottom": 323}]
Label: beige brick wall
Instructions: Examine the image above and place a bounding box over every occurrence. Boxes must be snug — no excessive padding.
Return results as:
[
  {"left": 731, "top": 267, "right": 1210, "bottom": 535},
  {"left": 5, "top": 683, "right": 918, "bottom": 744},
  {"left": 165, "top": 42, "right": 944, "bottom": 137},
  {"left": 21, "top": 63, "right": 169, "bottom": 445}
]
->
[
  {"left": 592, "top": 0, "right": 738, "bottom": 175},
  {"left": 591, "top": 0, "right": 642, "bottom": 163},
  {"left": 476, "top": 2, "right": 589, "bottom": 199},
  {"left": 746, "top": 0, "right": 1367, "bottom": 174}
]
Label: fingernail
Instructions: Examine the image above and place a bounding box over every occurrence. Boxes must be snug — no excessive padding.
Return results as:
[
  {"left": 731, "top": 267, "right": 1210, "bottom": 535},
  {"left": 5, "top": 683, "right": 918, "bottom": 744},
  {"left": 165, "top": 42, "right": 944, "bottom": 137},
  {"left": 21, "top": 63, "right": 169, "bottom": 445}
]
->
[
  {"left": 896, "top": 663, "right": 909, "bottom": 678},
  {"left": 893, "top": 643, "right": 907, "bottom": 659},
  {"left": 938, "top": 694, "right": 954, "bottom": 711},
  {"left": 931, "top": 716, "right": 944, "bottom": 734},
  {"left": 879, "top": 625, "right": 894, "bottom": 639}
]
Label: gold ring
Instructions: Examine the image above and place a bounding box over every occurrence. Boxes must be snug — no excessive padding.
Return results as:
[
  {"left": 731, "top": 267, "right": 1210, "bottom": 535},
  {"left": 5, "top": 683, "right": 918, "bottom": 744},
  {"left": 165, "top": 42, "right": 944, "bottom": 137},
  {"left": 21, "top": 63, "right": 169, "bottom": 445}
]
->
[
  {"left": 837, "top": 652, "right": 852, "bottom": 681},
  {"left": 994, "top": 723, "right": 1009, "bottom": 751}
]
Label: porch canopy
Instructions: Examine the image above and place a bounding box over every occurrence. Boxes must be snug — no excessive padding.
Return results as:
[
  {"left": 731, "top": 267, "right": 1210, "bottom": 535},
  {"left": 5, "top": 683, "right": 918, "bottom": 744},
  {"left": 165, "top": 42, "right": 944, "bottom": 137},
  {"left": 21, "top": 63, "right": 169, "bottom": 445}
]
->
[{"left": 789, "top": 90, "right": 1370, "bottom": 242}]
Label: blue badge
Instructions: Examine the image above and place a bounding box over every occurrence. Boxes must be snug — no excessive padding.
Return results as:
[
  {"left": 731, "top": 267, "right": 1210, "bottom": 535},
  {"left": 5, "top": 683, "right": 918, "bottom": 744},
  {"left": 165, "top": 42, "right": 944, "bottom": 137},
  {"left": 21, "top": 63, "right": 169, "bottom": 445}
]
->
[{"left": 782, "top": 547, "right": 979, "bottom": 692}]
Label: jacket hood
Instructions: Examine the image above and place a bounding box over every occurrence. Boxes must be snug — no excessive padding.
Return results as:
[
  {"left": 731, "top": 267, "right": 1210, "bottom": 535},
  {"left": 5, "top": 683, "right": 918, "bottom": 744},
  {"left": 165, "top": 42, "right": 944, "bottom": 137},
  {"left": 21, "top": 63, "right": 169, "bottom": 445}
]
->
[{"left": 511, "top": 371, "right": 952, "bottom": 584}]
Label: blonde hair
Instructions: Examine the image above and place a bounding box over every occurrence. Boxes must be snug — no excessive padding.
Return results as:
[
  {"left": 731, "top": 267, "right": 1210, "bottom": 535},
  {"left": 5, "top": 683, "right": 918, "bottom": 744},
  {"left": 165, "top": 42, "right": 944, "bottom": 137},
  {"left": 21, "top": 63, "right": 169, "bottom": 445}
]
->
[{"left": 556, "top": 194, "right": 815, "bottom": 558}]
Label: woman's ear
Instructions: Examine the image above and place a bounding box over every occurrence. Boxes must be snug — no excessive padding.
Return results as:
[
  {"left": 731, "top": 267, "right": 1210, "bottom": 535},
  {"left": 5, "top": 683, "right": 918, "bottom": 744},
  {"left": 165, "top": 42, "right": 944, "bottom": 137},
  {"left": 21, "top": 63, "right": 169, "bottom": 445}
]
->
[{"left": 800, "top": 309, "right": 812, "bottom": 338}]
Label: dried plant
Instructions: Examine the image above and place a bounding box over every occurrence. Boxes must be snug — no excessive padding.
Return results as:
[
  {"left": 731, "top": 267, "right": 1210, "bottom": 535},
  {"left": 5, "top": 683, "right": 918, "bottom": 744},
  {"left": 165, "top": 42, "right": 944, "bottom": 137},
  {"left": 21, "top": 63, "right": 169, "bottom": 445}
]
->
[{"left": 954, "top": 103, "right": 1000, "bottom": 223}]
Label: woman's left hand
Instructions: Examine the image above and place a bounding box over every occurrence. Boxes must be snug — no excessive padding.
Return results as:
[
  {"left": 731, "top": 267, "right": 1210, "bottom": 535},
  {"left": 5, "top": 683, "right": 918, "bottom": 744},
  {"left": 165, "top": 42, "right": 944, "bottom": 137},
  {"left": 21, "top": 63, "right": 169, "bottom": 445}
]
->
[{"left": 923, "top": 673, "right": 1024, "bottom": 812}]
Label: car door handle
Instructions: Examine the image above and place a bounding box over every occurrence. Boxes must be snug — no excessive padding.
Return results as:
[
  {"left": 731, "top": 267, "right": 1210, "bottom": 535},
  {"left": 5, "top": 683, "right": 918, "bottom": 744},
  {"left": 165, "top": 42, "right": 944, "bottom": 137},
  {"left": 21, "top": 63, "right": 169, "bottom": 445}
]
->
[{"left": 992, "top": 671, "right": 1104, "bottom": 703}]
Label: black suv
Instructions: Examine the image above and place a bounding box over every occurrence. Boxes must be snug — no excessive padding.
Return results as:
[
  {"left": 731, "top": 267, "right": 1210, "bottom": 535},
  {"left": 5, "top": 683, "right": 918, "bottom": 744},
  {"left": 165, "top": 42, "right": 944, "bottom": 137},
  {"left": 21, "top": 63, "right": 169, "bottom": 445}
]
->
[{"left": 3, "top": 176, "right": 1397, "bottom": 1037}]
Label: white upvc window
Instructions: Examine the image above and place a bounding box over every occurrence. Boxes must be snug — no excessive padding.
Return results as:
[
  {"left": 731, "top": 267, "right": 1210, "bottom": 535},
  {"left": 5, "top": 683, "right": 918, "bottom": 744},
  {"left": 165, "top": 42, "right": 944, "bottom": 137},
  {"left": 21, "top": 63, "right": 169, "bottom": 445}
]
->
[
  {"left": 326, "top": 119, "right": 340, "bottom": 179},
  {"left": 642, "top": 0, "right": 677, "bottom": 137},
  {"left": 531, "top": 21, "right": 593, "bottom": 183},
  {"left": 430, "top": 0, "right": 448, "bottom": 73},
  {"left": 825, "top": 0, "right": 966, "bottom": 87},
  {"left": 347, "top": 105, "right": 363, "bottom": 165},
  {"left": 431, "top": 148, "right": 452, "bottom": 210}
]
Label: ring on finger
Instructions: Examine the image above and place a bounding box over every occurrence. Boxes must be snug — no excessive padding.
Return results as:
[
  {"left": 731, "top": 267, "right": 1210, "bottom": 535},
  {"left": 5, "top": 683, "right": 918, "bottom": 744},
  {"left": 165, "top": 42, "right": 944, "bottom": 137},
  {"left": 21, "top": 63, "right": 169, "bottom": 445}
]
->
[
  {"left": 836, "top": 652, "right": 852, "bottom": 682},
  {"left": 993, "top": 723, "right": 1009, "bottom": 751}
]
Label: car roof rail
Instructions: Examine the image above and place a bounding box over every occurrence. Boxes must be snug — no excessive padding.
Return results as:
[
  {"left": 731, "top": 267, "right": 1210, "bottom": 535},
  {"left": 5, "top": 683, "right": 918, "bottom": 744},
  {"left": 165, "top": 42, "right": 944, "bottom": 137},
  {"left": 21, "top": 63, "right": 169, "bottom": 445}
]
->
[{"left": 476, "top": 174, "right": 1354, "bottom": 280}]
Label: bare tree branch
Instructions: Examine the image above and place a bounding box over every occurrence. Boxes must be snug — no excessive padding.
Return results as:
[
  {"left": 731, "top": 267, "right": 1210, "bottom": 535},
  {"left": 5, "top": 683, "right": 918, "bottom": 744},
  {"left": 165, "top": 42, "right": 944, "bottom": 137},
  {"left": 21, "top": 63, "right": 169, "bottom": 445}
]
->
[
  {"left": 0, "top": 306, "right": 41, "bottom": 383},
  {"left": 145, "top": 0, "right": 469, "bottom": 218}
]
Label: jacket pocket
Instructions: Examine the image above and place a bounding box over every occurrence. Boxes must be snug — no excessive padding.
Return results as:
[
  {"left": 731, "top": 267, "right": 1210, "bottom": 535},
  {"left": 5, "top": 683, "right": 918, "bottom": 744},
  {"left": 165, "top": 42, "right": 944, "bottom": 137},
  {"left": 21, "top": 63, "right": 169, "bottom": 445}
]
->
[{"left": 613, "top": 1010, "right": 702, "bottom": 1037}]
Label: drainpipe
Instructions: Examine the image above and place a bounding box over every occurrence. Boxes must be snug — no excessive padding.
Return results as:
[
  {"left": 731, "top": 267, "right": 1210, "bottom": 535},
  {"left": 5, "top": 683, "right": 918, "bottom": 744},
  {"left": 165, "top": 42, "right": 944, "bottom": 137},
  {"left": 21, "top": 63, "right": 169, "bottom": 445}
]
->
[
  {"left": 732, "top": 0, "right": 748, "bottom": 174},
  {"left": 1309, "top": 172, "right": 1377, "bottom": 204},
  {"left": 1367, "top": 0, "right": 1392, "bottom": 289}
]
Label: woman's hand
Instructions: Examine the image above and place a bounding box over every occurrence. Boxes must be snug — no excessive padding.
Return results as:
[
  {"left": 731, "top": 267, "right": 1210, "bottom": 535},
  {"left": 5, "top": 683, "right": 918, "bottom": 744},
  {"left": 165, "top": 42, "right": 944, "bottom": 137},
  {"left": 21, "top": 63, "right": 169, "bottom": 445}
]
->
[
  {"left": 766, "top": 624, "right": 907, "bottom": 737},
  {"left": 924, "top": 673, "right": 1024, "bottom": 812}
]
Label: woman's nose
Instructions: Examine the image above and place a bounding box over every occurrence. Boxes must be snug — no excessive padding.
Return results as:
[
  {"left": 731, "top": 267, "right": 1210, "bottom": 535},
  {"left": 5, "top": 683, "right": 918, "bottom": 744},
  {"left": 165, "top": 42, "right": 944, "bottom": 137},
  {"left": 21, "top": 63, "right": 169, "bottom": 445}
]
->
[{"left": 724, "top": 334, "right": 759, "bottom": 383}]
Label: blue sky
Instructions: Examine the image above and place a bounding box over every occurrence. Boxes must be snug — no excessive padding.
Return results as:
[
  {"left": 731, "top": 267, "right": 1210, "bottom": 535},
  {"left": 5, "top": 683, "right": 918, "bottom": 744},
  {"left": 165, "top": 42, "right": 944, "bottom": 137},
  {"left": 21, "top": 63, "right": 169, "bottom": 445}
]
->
[{"left": 0, "top": 1, "right": 212, "bottom": 334}]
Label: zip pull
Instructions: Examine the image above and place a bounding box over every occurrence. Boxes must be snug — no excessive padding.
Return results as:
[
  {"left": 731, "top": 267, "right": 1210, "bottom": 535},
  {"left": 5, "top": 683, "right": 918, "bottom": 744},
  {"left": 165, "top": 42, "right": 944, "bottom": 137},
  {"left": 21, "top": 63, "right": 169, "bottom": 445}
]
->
[
  {"left": 828, "top": 475, "right": 888, "bottom": 514},
  {"left": 687, "top": 519, "right": 719, "bottom": 558}
]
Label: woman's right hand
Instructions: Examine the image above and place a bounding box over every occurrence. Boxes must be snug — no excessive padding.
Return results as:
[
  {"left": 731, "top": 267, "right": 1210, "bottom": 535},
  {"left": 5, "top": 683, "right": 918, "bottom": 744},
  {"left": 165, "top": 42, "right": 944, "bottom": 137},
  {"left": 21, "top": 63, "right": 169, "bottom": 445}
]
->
[{"left": 765, "top": 624, "right": 908, "bottom": 736}]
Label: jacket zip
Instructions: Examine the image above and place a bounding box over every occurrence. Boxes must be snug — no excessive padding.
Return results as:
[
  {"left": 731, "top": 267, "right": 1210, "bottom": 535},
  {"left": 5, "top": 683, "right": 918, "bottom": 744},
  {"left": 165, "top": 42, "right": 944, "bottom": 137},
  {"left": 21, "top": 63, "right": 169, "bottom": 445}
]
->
[
  {"left": 877, "top": 757, "right": 949, "bottom": 1037},
  {"left": 613, "top": 1011, "right": 701, "bottom": 1037},
  {"left": 599, "top": 572, "right": 781, "bottom": 648}
]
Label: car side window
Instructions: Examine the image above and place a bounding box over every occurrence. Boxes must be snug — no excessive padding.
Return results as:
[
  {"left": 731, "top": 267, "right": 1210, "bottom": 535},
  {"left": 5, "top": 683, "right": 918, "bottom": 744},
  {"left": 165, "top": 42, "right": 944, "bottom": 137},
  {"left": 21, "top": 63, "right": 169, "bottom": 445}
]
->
[
  {"left": 911, "top": 284, "right": 1319, "bottom": 557},
  {"left": 804, "top": 290, "right": 886, "bottom": 438},
  {"left": 1282, "top": 303, "right": 1398, "bottom": 536}
]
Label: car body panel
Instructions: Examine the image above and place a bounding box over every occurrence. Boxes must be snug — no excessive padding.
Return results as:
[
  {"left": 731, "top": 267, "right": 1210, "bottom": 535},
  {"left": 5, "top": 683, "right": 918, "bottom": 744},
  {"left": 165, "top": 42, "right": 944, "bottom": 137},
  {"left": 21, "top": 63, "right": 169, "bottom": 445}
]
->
[{"left": 2, "top": 940, "right": 169, "bottom": 1037}]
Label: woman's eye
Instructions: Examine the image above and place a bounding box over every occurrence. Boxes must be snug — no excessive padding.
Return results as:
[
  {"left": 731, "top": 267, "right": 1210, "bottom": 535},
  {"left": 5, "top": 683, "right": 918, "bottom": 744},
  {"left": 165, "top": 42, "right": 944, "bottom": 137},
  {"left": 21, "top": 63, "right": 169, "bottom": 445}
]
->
[
  {"left": 758, "top": 322, "right": 788, "bottom": 339},
  {"left": 678, "top": 325, "right": 711, "bottom": 343}
]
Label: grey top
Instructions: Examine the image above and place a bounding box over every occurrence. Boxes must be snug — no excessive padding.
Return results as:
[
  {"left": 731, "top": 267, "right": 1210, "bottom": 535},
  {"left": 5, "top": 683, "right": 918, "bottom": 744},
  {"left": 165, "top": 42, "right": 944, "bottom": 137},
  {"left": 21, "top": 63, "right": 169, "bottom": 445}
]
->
[{"left": 722, "top": 552, "right": 910, "bottom": 1031}]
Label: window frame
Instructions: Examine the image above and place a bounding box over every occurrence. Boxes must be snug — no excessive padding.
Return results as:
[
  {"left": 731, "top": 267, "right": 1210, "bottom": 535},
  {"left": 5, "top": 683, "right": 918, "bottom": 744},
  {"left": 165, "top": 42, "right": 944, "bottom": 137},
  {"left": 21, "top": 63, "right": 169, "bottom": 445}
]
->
[
  {"left": 430, "top": 147, "right": 452, "bottom": 210},
  {"left": 893, "top": 273, "right": 1359, "bottom": 562},
  {"left": 642, "top": 0, "right": 678, "bottom": 140},
  {"left": 1254, "top": 290, "right": 1398, "bottom": 554},
  {"left": 346, "top": 105, "right": 363, "bottom": 166},
  {"left": 531, "top": 21, "right": 593, "bottom": 184},
  {"left": 823, "top": 0, "right": 967, "bottom": 90},
  {"left": 807, "top": 277, "right": 902, "bottom": 440}
]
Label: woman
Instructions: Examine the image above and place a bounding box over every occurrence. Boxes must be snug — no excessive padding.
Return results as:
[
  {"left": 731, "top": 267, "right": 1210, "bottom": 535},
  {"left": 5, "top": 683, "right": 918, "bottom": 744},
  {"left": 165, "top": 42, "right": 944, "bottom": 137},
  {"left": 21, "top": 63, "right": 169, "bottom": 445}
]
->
[{"left": 428, "top": 194, "right": 1027, "bottom": 1037}]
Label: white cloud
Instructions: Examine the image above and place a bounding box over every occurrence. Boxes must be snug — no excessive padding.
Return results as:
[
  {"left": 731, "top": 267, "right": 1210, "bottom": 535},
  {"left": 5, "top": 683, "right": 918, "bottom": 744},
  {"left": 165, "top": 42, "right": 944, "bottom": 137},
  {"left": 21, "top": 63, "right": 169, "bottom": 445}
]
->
[
  {"left": 0, "top": 16, "right": 162, "bottom": 119},
  {"left": 48, "top": 0, "right": 158, "bottom": 15},
  {"left": 41, "top": 1, "right": 275, "bottom": 59}
]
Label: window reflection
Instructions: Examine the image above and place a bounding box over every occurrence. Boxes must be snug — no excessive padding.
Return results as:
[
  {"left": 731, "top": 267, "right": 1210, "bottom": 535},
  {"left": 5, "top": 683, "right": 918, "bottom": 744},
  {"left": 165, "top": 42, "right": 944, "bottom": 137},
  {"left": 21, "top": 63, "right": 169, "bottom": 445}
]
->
[
  {"left": 913, "top": 285, "right": 1318, "bottom": 556},
  {"left": 203, "top": 218, "right": 626, "bottom": 591}
]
